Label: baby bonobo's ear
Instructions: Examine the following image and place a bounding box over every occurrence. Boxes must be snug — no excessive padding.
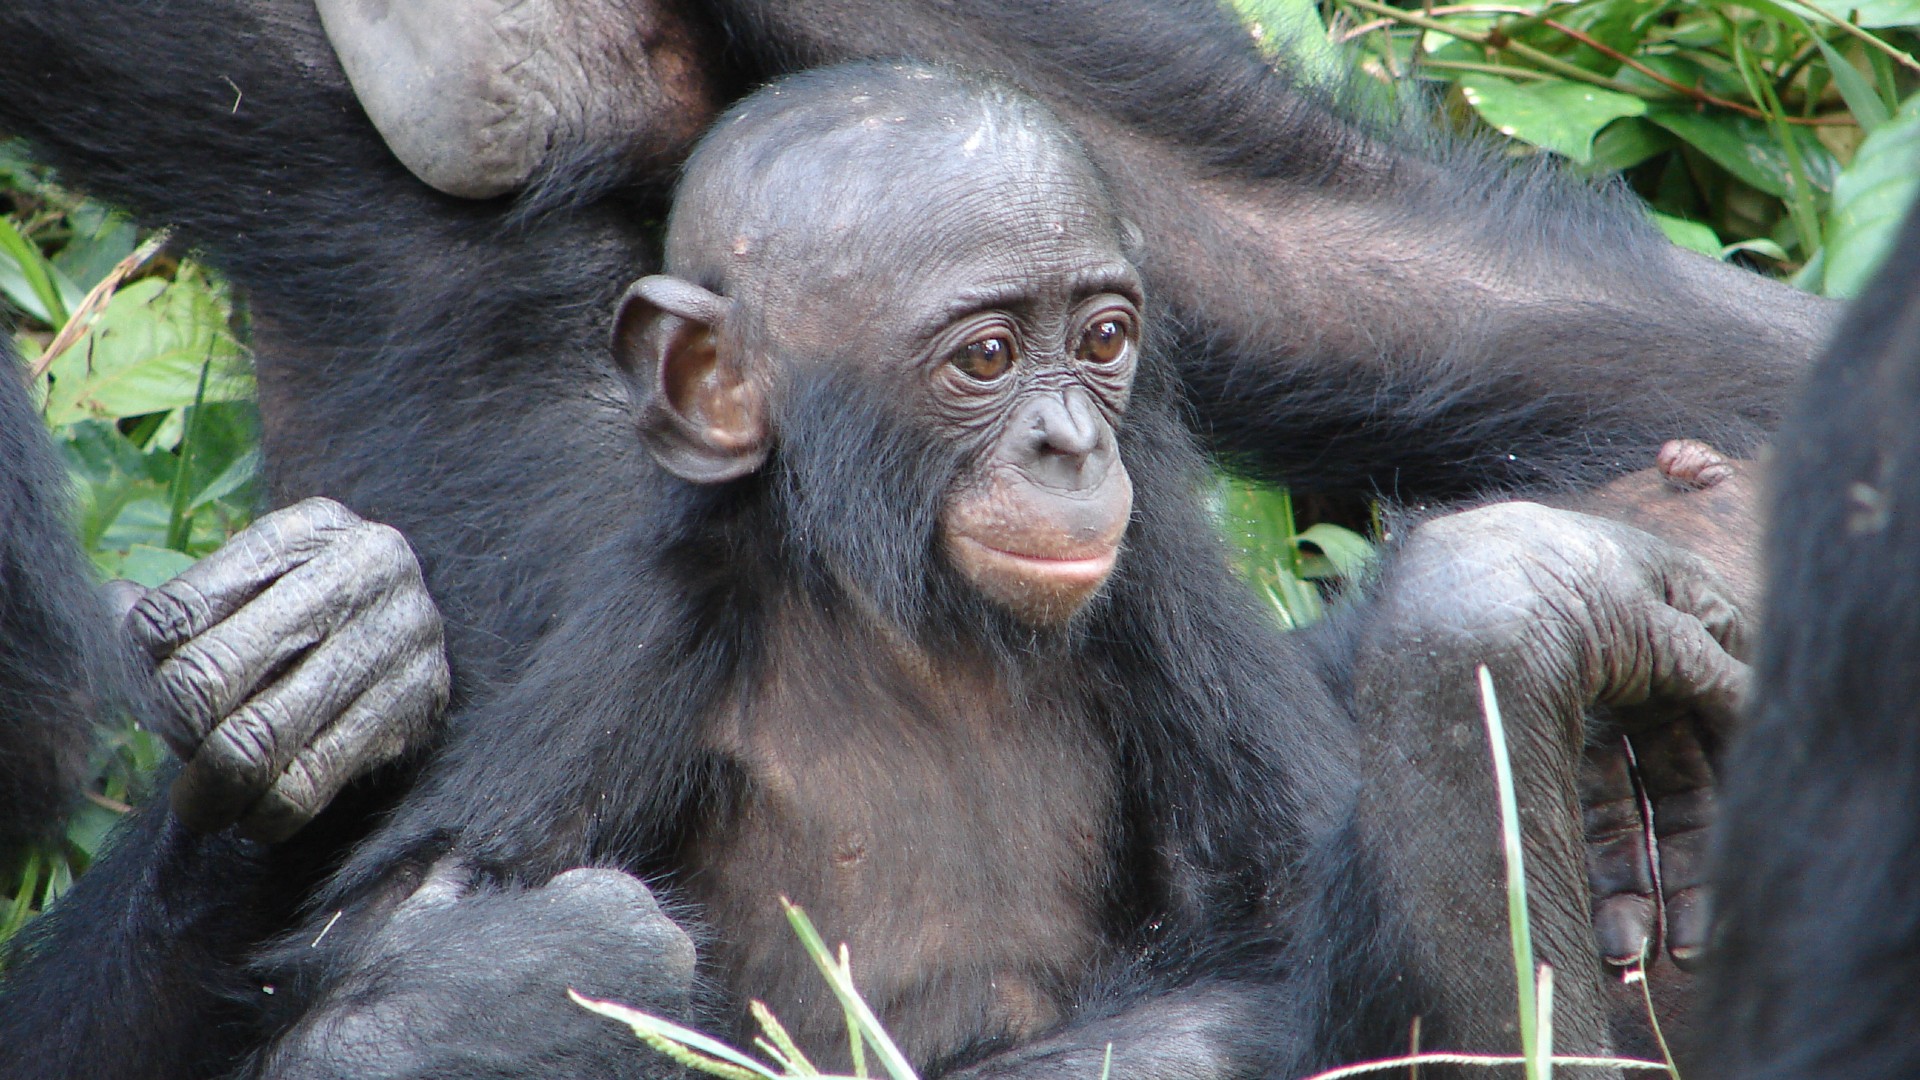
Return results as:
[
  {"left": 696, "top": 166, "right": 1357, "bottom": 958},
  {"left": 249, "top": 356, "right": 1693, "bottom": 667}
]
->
[{"left": 613, "top": 276, "right": 769, "bottom": 483}]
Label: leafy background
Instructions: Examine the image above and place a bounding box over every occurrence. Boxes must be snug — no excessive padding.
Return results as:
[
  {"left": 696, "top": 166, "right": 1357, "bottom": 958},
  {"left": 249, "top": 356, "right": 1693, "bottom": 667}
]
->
[{"left": 3, "top": 0, "right": 1919, "bottom": 946}]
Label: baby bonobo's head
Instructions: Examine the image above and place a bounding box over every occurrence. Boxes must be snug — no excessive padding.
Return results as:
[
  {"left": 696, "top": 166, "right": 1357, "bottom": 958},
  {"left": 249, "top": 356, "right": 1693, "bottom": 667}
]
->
[{"left": 613, "top": 62, "right": 1143, "bottom": 626}]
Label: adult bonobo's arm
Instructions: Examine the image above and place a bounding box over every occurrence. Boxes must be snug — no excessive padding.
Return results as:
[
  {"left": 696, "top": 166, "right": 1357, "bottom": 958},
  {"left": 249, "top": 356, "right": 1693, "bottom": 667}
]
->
[
  {"left": 1344, "top": 503, "right": 1749, "bottom": 1060},
  {"left": 317, "top": 0, "right": 1834, "bottom": 498},
  {"left": 126, "top": 497, "right": 450, "bottom": 841}
]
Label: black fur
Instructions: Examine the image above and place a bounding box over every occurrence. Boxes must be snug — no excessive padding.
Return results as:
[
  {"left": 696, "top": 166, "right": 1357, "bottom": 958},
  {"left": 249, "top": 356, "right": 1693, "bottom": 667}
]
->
[
  {"left": 0, "top": 345, "right": 123, "bottom": 853},
  {"left": 1700, "top": 204, "right": 1920, "bottom": 1080}
]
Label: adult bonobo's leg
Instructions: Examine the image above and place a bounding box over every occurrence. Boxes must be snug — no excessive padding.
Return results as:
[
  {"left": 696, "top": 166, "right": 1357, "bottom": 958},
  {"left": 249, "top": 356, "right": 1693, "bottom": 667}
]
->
[
  {"left": 316, "top": 0, "right": 1834, "bottom": 501},
  {"left": 1341, "top": 503, "right": 1749, "bottom": 1066}
]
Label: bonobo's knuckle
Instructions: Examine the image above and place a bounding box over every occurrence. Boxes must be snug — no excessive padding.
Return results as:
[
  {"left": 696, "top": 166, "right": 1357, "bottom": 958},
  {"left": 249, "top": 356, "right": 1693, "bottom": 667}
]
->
[
  {"left": 129, "top": 578, "right": 213, "bottom": 657},
  {"left": 283, "top": 495, "right": 364, "bottom": 535},
  {"left": 208, "top": 695, "right": 292, "bottom": 781},
  {"left": 151, "top": 644, "right": 235, "bottom": 738},
  {"left": 358, "top": 520, "right": 414, "bottom": 566}
]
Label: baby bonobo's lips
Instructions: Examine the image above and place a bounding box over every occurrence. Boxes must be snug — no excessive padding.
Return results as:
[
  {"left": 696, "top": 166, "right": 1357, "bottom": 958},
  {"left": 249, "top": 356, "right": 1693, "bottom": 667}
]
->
[{"left": 949, "top": 535, "right": 1118, "bottom": 587}]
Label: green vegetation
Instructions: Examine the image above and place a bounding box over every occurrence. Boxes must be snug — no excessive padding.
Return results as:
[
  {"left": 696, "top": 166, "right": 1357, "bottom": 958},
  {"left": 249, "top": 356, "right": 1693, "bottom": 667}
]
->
[{"left": 1240, "top": 0, "right": 1920, "bottom": 293}]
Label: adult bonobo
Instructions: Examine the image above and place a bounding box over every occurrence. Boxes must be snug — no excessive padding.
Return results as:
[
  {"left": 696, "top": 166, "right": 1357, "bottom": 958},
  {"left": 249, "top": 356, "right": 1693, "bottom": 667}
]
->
[
  {"left": 1699, "top": 202, "right": 1920, "bottom": 1080},
  {"left": 243, "top": 65, "right": 1752, "bottom": 1079}
]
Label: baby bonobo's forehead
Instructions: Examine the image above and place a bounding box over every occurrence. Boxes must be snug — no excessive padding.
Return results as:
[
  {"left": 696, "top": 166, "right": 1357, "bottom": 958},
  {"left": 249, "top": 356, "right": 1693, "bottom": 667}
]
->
[{"left": 662, "top": 63, "right": 1123, "bottom": 293}]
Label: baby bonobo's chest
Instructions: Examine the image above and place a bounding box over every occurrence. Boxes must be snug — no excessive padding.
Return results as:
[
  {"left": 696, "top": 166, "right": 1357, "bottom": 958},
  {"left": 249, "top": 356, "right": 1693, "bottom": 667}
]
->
[{"left": 683, "top": 628, "right": 1119, "bottom": 1069}]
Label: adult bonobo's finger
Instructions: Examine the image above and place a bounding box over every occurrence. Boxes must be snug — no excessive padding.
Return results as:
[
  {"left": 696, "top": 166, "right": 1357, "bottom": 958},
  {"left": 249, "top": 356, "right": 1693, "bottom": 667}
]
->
[
  {"left": 1632, "top": 721, "right": 1717, "bottom": 970},
  {"left": 1641, "top": 602, "right": 1752, "bottom": 737},
  {"left": 127, "top": 497, "right": 366, "bottom": 662},
  {"left": 1580, "top": 738, "right": 1658, "bottom": 970},
  {"left": 238, "top": 648, "right": 448, "bottom": 843},
  {"left": 170, "top": 588, "right": 444, "bottom": 835},
  {"left": 1664, "top": 558, "right": 1754, "bottom": 665},
  {"left": 146, "top": 519, "right": 404, "bottom": 761}
]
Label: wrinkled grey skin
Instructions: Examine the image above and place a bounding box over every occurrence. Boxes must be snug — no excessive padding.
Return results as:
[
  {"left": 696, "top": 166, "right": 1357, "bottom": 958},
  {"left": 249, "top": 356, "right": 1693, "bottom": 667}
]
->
[
  {"left": 1352, "top": 502, "right": 1747, "bottom": 1064},
  {"left": 313, "top": 0, "right": 717, "bottom": 197},
  {"left": 123, "top": 497, "right": 449, "bottom": 842},
  {"left": 260, "top": 863, "right": 696, "bottom": 1080}
]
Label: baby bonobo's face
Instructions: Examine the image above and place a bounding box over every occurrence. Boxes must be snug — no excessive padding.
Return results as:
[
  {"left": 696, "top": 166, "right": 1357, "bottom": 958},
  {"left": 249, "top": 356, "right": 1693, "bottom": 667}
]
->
[{"left": 616, "top": 73, "right": 1144, "bottom": 624}]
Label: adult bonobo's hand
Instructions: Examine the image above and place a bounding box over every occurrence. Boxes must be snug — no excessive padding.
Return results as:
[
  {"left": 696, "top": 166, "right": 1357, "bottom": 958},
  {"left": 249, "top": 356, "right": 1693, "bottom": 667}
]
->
[
  {"left": 120, "top": 497, "right": 449, "bottom": 843},
  {"left": 1347, "top": 502, "right": 1749, "bottom": 1056},
  {"left": 260, "top": 863, "right": 697, "bottom": 1079}
]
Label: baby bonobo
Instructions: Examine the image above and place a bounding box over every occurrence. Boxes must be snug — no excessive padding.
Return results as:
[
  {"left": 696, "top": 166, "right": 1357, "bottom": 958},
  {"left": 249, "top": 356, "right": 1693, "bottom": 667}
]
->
[{"left": 258, "top": 63, "right": 1750, "bottom": 1080}]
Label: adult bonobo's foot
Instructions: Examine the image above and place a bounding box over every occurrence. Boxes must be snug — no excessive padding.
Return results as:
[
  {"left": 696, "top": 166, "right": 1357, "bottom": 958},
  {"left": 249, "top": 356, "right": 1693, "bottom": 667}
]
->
[
  {"left": 314, "top": 0, "right": 721, "bottom": 198},
  {"left": 257, "top": 861, "right": 697, "bottom": 1080},
  {"left": 1555, "top": 440, "right": 1764, "bottom": 973},
  {"left": 120, "top": 497, "right": 449, "bottom": 842}
]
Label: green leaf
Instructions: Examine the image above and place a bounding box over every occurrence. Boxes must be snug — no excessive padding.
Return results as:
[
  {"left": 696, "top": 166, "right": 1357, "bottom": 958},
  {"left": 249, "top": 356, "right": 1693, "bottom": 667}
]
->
[
  {"left": 107, "top": 544, "right": 198, "bottom": 588},
  {"left": 40, "top": 274, "right": 252, "bottom": 427},
  {"left": 1458, "top": 76, "right": 1647, "bottom": 163},
  {"left": 1650, "top": 211, "right": 1724, "bottom": 256},
  {"left": 53, "top": 207, "right": 138, "bottom": 292},
  {"left": 1823, "top": 93, "right": 1920, "bottom": 296},
  {"left": 1812, "top": 36, "right": 1891, "bottom": 131},
  {"left": 1646, "top": 107, "right": 1840, "bottom": 199},
  {"left": 1292, "top": 523, "right": 1375, "bottom": 580},
  {"left": 1835, "top": 0, "right": 1920, "bottom": 28},
  {"left": 573, "top": 993, "right": 785, "bottom": 1080},
  {"left": 1583, "top": 118, "right": 1676, "bottom": 173},
  {"left": 0, "top": 214, "right": 69, "bottom": 326},
  {"left": 1236, "top": 0, "right": 1346, "bottom": 85}
]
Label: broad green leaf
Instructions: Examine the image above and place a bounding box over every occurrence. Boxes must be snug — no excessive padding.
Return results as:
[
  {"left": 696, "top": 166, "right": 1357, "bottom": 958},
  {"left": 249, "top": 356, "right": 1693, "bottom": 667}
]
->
[
  {"left": 1646, "top": 107, "right": 1839, "bottom": 199},
  {"left": 114, "top": 544, "right": 198, "bottom": 588},
  {"left": 40, "top": 273, "right": 252, "bottom": 426},
  {"left": 1651, "top": 212, "right": 1723, "bottom": 256},
  {"left": 1584, "top": 118, "right": 1676, "bottom": 173},
  {"left": 1458, "top": 76, "right": 1646, "bottom": 163},
  {"left": 1823, "top": 93, "right": 1920, "bottom": 295}
]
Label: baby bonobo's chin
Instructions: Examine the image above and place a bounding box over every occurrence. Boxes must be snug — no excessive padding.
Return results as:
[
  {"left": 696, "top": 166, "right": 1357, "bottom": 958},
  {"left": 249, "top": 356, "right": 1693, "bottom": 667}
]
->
[{"left": 942, "top": 462, "right": 1134, "bottom": 625}]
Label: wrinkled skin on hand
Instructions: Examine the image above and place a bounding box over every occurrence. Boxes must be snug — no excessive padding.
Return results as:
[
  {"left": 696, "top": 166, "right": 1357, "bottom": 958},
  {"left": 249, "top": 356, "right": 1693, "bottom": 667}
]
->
[
  {"left": 1350, "top": 501, "right": 1749, "bottom": 1059},
  {"left": 120, "top": 498, "right": 449, "bottom": 842},
  {"left": 259, "top": 862, "right": 698, "bottom": 1080},
  {"left": 1554, "top": 439, "right": 1763, "bottom": 974}
]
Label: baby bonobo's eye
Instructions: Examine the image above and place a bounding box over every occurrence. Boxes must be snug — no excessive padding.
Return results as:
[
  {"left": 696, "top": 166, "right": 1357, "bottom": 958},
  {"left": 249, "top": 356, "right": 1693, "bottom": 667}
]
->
[
  {"left": 1077, "top": 315, "right": 1131, "bottom": 365},
  {"left": 951, "top": 334, "right": 1016, "bottom": 381}
]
